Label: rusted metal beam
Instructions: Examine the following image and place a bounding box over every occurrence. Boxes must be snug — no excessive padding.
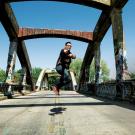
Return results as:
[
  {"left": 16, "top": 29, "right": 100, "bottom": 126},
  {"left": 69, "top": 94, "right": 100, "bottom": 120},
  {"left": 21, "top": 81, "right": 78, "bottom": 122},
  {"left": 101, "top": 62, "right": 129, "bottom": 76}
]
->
[
  {"left": 18, "top": 28, "right": 93, "bottom": 43},
  {"left": 111, "top": 0, "right": 128, "bottom": 9},
  {"left": 17, "top": 40, "right": 34, "bottom": 90},
  {"left": 0, "top": 2, "right": 19, "bottom": 39},
  {"left": 78, "top": 42, "right": 95, "bottom": 85},
  {"left": 0, "top": 2, "right": 34, "bottom": 89},
  {"left": 78, "top": 0, "right": 128, "bottom": 88},
  {"left": 18, "top": 41, "right": 34, "bottom": 90},
  {"left": 111, "top": 9, "right": 130, "bottom": 81},
  {"left": 79, "top": 11, "right": 112, "bottom": 85},
  {"left": 93, "top": 11, "right": 111, "bottom": 42},
  {"left": 5, "top": 0, "right": 111, "bottom": 10}
]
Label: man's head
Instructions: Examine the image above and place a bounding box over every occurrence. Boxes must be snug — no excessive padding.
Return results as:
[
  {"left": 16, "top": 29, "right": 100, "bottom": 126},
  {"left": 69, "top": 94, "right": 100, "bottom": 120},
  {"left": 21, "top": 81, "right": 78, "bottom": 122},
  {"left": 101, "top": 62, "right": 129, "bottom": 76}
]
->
[{"left": 65, "top": 41, "right": 72, "bottom": 50}]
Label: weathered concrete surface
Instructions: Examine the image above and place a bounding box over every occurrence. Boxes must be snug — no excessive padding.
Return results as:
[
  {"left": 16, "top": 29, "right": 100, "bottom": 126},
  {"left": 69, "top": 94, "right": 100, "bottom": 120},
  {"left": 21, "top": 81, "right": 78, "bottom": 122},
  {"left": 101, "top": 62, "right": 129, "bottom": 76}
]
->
[
  {"left": 18, "top": 28, "right": 93, "bottom": 43},
  {"left": 0, "top": 90, "right": 135, "bottom": 135},
  {"left": 6, "top": 0, "right": 111, "bottom": 10}
]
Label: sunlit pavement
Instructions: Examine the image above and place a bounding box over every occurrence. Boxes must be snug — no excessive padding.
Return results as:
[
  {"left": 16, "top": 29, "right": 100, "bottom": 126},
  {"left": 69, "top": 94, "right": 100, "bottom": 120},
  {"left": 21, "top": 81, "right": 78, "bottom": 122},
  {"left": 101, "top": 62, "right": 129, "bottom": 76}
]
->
[{"left": 0, "top": 90, "right": 135, "bottom": 135}]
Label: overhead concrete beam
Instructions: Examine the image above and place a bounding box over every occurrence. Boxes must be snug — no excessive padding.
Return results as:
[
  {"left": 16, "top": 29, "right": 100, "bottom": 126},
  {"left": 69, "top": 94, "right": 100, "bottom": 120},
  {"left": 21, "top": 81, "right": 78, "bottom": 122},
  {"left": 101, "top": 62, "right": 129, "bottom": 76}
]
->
[
  {"left": 78, "top": 0, "right": 128, "bottom": 86},
  {"left": 6, "top": 0, "right": 111, "bottom": 10},
  {"left": 0, "top": 2, "right": 18, "bottom": 39},
  {"left": 18, "top": 28, "right": 93, "bottom": 43}
]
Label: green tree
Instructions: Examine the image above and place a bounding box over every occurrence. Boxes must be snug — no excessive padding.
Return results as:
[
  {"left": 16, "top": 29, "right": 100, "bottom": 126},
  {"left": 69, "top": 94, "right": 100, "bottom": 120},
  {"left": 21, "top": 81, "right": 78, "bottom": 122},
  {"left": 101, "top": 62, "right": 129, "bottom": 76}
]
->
[
  {"left": 0, "top": 68, "right": 22, "bottom": 83},
  {"left": 0, "top": 68, "right": 6, "bottom": 82},
  {"left": 13, "top": 69, "right": 22, "bottom": 83},
  {"left": 70, "top": 58, "right": 110, "bottom": 83},
  {"left": 0, "top": 67, "right": 43, "bottom": 84},
  {"left": 129, "top": 72, "right": 135, "bottom": 79},
  {"left": 100, "top": 60, "right": 110, "bottom": 82},
  {"left": 32, "top": 67, "right": 42, "bottom": 84},
  {"left": 11, "top": 68, "right": 42, "bottom": 84},
  {"left": 89, "top": 60, "right": 95, "bottom": 82},
  {"left": 70, "top": 58, "right": 82, "bottom": 82},
  {"left": 48, "top": 76, "right": 58, "bottom": 88},
  {"left": 89, "top": 60, "right": 110, "bottom": 82}
]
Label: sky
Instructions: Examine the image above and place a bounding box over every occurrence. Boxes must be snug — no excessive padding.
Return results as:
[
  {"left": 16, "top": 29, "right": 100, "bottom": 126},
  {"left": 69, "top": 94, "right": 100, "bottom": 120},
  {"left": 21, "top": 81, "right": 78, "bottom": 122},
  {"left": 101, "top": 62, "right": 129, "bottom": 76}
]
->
[{"left": 0, "top": 0, "right": 135, "bottom": 79}]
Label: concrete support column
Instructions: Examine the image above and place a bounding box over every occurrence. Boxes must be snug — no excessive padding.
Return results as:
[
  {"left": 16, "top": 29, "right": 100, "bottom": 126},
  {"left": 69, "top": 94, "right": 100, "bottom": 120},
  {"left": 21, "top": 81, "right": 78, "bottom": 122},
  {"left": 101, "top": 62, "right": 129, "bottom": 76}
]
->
[
  {"left": 80, "top": 65, "right": 90, "bottom": 91},
  {"left": 111, "top": 9, "right": 130, "bottom": 99},
  {"left": 70, "top": 71, "right": 77, "bottom": 90},
  {"left": 95, "top": 45, "right": 101, "bottom": 85},
  {"left": 5, "top": 40, "right": 17, "bottom": 98},
  {"left": 85, "top": 65, "right": 90, "bottom": 83},
  {"left": 20, "top": 67, "right": 27, "bottom": 90},
  {"left": 41, "top": 79, "right": 45, "bottom": 90},
  {"left": 111, "top": 9, "right": 129, "bottom": 82},
  {"left": 42, "top": 74, "right": 48, "bottom": 90}
]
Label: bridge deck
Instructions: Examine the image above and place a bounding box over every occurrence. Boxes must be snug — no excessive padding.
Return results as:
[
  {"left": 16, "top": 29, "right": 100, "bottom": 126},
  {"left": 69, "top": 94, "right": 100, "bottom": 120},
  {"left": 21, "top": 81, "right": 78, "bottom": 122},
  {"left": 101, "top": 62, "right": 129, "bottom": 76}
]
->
[{"left": 0, "top": 90, "right": 135, "bottom": 135}]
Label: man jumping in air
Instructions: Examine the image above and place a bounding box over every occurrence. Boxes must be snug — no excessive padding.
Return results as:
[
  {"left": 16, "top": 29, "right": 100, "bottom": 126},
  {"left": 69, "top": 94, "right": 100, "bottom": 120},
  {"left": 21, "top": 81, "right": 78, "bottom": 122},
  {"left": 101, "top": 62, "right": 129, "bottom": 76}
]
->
[{"left": 51, "top": 41, "right": 76, "bottom": 95}]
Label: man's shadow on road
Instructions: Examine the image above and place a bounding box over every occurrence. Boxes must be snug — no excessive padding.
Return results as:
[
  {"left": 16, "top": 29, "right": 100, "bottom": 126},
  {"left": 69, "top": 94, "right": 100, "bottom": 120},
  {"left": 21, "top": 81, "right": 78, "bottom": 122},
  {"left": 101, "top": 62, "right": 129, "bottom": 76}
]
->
[{"left": 49, "top": 107, "right": 67, "bottom": 115}]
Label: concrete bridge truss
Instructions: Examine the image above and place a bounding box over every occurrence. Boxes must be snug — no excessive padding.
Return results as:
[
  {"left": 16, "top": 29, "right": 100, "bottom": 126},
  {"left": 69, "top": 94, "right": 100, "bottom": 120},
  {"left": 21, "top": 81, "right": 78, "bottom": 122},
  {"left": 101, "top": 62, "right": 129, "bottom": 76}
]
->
[
  {"left": 35, "top": 69, "right": 77, "bottom": 91},
  {"left": 0, "top": 0, "right": 132, "bottom": 100}
]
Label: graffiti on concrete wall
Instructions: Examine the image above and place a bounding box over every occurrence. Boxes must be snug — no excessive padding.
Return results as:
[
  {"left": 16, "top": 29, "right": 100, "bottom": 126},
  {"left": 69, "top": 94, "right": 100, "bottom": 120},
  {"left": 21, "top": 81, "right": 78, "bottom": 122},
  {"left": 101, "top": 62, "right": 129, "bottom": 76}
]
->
[
  {"left": 96, "top": 81, "right": 135, "bottom": 100},
  {"left": 6, "top": 41, "right": 17, "bottom": 83},
  {"left": 96, "top": 83, "right": 116, "bottom": 99},
  {"left": 115, "top": 47, "right": 130, "bottom": 81},
  {"left": 20, "top": 67, "right": 27, "bottom": 85}
]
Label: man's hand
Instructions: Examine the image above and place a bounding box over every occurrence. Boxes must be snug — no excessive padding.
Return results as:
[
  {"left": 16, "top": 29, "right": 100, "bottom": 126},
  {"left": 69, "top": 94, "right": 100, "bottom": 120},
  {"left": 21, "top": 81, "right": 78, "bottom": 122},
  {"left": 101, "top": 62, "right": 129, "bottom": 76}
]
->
[
  {"left": 68, "top": 54, "right": 76, "bottom": 59},
  {"left": 64, "top": 49, "right": 68, "bottom": 53},
  {"left": 72, "top": 54, "right": 76, "bottom": 59}
]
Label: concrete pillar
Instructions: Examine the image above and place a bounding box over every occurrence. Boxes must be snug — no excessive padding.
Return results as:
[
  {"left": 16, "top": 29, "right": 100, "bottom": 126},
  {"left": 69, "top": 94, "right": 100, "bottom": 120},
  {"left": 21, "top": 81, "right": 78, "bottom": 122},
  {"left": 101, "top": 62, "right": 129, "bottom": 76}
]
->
[
  {"left": 85, "top": 65, "right": 90, "bottom": 83},
  {"left": 111, "top": 9, "right": 130, "bottom": 81},
  {"left": 36, "top": 69, "right": 45, "bottom": 91},
  {"left": 111, "top": 9, "right": 130, "bottom": 99},
  {"left": 80, "top": 65, "right": 90, "bottom": 91},
  {"left": 95, "top": 45, "right": 101, "bottom": 85},
  {"left": 70, "top": 71, "right": 77, "bottom": 90},
  {"left": 42, "top": 74, "right": 48, "bottom": 90},
  {"left": 20, "top": 67, "right": 27, "bottom": 90},
  {"left": 41, "top": 79, "right": 45, "bottom": 90},
  {"left": 5, "top": 40, "right": 17, "bottom": 98}
]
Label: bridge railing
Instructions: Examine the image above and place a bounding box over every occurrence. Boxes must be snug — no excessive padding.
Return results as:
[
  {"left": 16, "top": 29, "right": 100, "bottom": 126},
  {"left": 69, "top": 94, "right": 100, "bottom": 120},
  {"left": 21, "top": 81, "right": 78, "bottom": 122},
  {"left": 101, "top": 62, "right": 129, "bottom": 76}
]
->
[
  {"left": 0, "top": 82, "right": 31, "bottom": 95},
  {"left": 96, "top": 82, "right": 116, "bottom": 99},
  {"left": 79, "top": 80, "right": 135, "bottom": 102}
]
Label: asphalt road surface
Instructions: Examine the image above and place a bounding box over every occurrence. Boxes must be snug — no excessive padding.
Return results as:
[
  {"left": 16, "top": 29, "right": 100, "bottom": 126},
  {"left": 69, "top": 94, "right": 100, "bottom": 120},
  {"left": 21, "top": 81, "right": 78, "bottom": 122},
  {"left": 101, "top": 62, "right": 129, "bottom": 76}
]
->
[{"left": 0, "top": 90, "right": 135, "bottom": 135}]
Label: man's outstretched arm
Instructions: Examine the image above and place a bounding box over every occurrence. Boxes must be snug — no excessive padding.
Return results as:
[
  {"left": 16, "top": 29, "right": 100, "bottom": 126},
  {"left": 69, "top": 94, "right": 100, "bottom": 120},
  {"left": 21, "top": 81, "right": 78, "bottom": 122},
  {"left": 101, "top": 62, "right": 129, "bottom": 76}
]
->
[{"left": 68, "top": 53, "right": 76, "bottom": 59}]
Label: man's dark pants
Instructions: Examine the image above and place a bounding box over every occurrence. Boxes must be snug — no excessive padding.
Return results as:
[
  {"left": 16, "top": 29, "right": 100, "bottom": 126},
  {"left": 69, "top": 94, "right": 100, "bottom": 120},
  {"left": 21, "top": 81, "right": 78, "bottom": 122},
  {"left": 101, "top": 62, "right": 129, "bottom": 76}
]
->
[{"left": 55, "top": 64, "right": 71, "bottom": 89}]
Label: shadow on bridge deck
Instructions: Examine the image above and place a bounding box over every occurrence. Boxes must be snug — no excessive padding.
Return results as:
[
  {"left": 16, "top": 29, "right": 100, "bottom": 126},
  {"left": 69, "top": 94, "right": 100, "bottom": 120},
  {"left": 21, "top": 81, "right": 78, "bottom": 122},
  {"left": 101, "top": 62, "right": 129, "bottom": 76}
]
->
[
  {"left": 0, "top": 91, "right": 135, "bottom": 111},
  {"left": 88, "top": 95, "right": 135, "bottom": 111},
  {"left": 0, "top": 102, "right": 112, "bottom": 108}
]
